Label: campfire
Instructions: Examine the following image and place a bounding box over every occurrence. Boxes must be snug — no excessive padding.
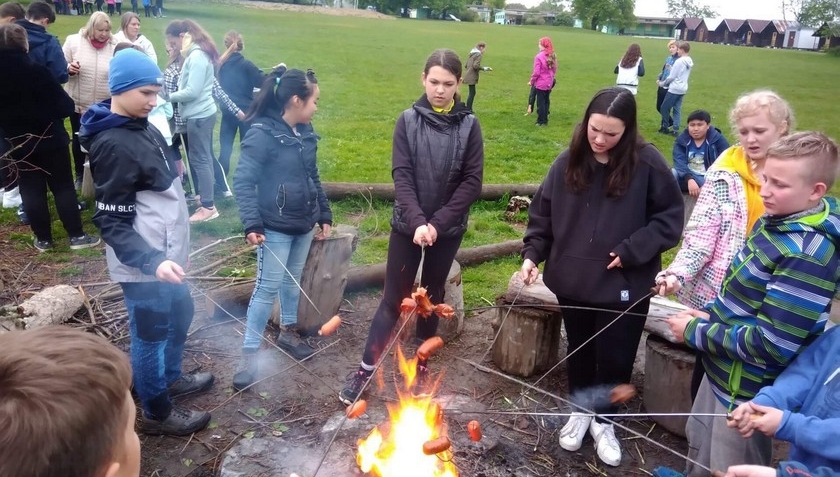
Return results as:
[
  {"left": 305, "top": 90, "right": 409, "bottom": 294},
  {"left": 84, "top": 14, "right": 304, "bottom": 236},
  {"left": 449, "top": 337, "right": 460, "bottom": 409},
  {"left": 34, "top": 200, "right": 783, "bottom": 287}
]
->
[{"left": 355, "top": 287, "right": 459, "bottom": 477}]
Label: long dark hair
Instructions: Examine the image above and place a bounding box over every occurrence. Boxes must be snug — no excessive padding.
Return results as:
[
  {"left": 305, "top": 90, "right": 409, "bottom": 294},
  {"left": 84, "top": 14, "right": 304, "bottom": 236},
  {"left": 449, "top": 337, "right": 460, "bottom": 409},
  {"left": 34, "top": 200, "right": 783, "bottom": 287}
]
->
[
  {"left": 566, "top": 87, "right": 641, "bottom": 198},
  {"left": 245, "top": 66, "right": 318, "bottom": 122},
  {"left": 424, "top": 48, "right": 462, "bottom": 103},
  {"left": 619, "top": 43, "right": 641, "bottom": 68}
]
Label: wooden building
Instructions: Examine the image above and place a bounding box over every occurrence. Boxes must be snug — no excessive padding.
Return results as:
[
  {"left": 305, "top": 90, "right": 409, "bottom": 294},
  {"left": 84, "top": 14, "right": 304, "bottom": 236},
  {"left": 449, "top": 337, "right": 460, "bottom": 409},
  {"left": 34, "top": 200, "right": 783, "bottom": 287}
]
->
[
  {"left": 675, "top": 17, "right": 708, "bottom": 41},
  {"left": 737, "top": 19, "right": 770, "bottom": 46}
]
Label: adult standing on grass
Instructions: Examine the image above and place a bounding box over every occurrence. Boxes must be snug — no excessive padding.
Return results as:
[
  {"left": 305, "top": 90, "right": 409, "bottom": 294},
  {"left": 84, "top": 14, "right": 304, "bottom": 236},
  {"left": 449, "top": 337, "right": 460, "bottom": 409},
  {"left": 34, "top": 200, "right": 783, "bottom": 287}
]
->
[
  {"left": 113, "top": 12, "right": 156, "bottom": 63},
  {"left": 462, "top": 41, "right": 491, "bottom": 111},
  {"left": 655, "top": 40, "right": 678, "bottom": 115},
  {"left": 165, "top": 19, "right": 222, "bottom": 223},
  {"left": 655, "top": 90, "right": 793, "bottom": 400},
  {"left": 0, "top": 23, "right": 100, "bottom": 252},
  {"left": 82, "top": 48, "right": 214, "bottom": 436},
  {"left": 519, "top": 87, "right": 683, "bottom": 467},
  {"left": 657, "top": 40, "right": 692, "bottom": 136},
  {"left": 339, "top": 48, "right": 484, "bottom": 406},
  {"left": 217, "top": 30, "right": 266, "bottom": 179},
  {"left": 231, "top": 66, "right": 332, "bottom": 391},
  {"left": 614, "top": 43, "right": 644, "bottom": 95},
  {"left": 529, "top": 36, "right": 556, "bottom": 126},
  {"left": 63, "top": 11, "right": 116, "bottom": 190}
]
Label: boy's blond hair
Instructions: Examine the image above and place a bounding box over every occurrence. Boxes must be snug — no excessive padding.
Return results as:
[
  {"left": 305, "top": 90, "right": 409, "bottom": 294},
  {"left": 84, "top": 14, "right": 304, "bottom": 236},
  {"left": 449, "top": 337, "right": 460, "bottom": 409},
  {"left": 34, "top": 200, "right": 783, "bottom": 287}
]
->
[
  {"left": 767, "top": 131, "right": 840, "bottom": 189},
  {"left": 0, "top": 327, "right": 133, "bottom": 477},
  {"left": 729, "top": 90, "right": 795, "bottom": 136}
]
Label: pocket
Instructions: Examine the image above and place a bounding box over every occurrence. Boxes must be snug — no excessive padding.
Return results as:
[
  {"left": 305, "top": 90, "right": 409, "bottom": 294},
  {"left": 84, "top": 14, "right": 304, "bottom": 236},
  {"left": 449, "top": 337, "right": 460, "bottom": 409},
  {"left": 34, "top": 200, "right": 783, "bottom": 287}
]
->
[{"left": 545, "top": 254, "right": 632, "bottom": 304}]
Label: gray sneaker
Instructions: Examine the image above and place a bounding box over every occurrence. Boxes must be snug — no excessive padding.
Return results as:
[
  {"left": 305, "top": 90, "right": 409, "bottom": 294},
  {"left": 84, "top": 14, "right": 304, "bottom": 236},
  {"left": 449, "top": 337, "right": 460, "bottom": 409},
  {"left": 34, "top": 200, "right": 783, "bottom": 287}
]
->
[
  {"left": 140, "top": 406, "right": 211, "bottom": 436},
  {"left": 276, "top": 329, "right": 315, "bottom": 360},
  {"left": 232, "top": 349, "right": 259, "bottom": 391},
  {"left": 69, "top": 233, "right": 101, "bottom": 250},
  {"left": 168, "top": 372, "right": 214, "bottom": 398}
]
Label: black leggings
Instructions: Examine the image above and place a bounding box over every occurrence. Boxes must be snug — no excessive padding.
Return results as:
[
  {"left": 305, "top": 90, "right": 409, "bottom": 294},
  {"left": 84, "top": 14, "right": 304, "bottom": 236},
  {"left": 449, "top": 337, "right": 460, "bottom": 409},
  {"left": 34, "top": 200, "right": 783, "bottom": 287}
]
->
[
  {"left": 360, "top": 231, "right": 463, "bottom": 366},
  {"left": 17, "top": 145, "right": 84, "bottom": 241},
  {"left": 465, "top": 84, "right": 476, "bottom": 111},
  {"left": 69, "top": 111, "right": 85, "bottom": 181}
]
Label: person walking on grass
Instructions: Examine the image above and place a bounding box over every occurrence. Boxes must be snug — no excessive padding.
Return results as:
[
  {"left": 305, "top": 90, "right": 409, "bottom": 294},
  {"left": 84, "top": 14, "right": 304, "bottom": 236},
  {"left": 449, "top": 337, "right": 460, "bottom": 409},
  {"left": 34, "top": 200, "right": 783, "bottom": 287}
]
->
[
  {"left": 529, "top": 36, "right": 556, "bottom": 126},
  {"left": 82, "top": 48, "right": 214, "bottom": 436},
  {"left": 462, "top": 41, "right": 491, "bottom": 111},
  {"left": 658, "top": 40, "right": 693, "bottom": 136},
  {"left": 339, "top": 48, "right": 484, "bottom": 406},
  {"left": 232, "top": 66, "right": 332, "bottom": 391}
]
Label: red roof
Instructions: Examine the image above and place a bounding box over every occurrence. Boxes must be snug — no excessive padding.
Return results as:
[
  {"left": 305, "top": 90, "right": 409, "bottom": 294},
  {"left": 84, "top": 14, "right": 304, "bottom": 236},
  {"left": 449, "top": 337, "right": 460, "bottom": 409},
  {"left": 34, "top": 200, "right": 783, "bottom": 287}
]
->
[
  {"left": 675, "top": 17, "right": 704, "bottom": 30},
  {"left": 716, "top": 19, "right": 745, "bottom": 31},
  {"left": 741, "top": 19, "right": 770, "bottom": 32}
]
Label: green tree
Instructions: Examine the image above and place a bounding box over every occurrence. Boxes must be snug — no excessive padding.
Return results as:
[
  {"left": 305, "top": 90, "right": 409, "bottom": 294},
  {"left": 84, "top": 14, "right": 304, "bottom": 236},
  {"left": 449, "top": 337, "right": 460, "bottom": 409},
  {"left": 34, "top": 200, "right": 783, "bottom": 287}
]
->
[
  {"left": 571, "top": 0, "right": 635, "bottom": 31},
  {"left": 798, "top": 0, "right": 840, "bottom": 26},
  {"left": 665, "top": 0, "right": 718, "bottom": 17}
]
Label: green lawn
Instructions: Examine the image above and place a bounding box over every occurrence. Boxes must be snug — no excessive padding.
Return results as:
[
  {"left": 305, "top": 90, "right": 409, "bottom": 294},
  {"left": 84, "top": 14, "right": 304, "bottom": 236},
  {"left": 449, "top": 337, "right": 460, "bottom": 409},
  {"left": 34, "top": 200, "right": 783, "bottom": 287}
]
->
[{"left": 13, "top": 1, "right": 840, "bottom": 307}]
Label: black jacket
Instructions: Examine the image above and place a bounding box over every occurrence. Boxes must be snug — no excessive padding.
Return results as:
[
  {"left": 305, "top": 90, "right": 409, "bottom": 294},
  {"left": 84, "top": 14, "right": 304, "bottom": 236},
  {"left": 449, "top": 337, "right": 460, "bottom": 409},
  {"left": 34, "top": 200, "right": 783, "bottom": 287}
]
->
[
  {"left": 0, "top": 50, "right": 73, "bottom": 158},
  {"left": 390, "top": 95, "right": 484, "bottom": 238},
  {"left": 233, "top": 116, "right": 331, "bottom": 236},
  {"left": 217, "top": 52, "right": 265, "bottom": 115},
  {"left": 522, "top": 144, "right": 684, "bottom": 305},
  {"left": 15, "top": 19, "right": 68, "bottom": 84}
]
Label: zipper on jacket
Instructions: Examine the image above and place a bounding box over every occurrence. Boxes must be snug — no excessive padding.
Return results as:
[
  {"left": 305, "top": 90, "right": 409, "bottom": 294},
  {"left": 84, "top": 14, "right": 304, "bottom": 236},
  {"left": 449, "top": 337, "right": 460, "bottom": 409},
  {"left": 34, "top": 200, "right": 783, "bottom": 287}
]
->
[{"left": 275, "top": 184, "right": 286, "bottom": 216}]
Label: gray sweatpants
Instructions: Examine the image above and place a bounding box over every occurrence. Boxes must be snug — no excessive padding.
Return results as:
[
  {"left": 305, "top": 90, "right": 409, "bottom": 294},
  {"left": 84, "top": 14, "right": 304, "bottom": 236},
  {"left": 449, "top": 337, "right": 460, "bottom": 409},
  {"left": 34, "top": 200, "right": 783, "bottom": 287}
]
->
[
  {"left": 185, "top": 114, "right": 216, "bottom": 208},
  {"left": 685, "top": 376, "right": 772, "bottom": 476}
]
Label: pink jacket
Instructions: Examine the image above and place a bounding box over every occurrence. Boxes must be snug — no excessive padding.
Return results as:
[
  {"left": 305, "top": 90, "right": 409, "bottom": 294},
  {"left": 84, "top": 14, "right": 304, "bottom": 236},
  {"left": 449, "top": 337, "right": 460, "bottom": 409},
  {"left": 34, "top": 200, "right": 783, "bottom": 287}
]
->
[
  {"left": 529, "top": 50, "right": 556, "bottom": 91},
  {"left": 658, "top": 165, "right": 750, "bottom": 309}
]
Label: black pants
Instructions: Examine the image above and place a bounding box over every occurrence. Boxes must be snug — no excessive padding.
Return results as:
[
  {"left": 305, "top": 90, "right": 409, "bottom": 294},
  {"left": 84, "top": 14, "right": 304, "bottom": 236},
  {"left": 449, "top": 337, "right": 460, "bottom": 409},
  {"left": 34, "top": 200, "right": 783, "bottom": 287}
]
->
[
  {"left": 656, "top": 86, "right": 669, "bottom": 116},
  {"left": 218, "top": 111, "right": 250, "bottom": 175},
  {"left": 465, "top": 84, "right": 476, "bottom": 111},
  {"left": 0, "top": 134, "right": 13, "bottom": 190},
  {"left": 69, "top": 111, "right": 85, "bottom": 181},
  {"left": 557, "top": 295, "right": 649, "bottom": 414},
  {"left": 361, "top": 231, "right": 463, "bottom": 366},
  {"left": 535, "top": 88, "right": 551, "bottom": 125},
  {"left": 17, "top": 145, "right": 84, "bottom": 241}
]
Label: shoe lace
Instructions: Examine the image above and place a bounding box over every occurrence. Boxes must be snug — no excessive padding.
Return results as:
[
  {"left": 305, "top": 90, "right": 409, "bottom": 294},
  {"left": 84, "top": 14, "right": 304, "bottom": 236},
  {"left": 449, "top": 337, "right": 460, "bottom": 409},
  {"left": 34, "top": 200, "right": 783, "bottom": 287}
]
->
[
  {"left": 169, "top": 406, "right": 193, "bottom": 421},
  {"left": 594, "top": 423, "right": 620, "bottom": 452},
  {"left": 560, "top": 414, "right": 589, "bottom": 437},
  {"left": 345, "top": 371, "right": 368, "bottom": 394}
]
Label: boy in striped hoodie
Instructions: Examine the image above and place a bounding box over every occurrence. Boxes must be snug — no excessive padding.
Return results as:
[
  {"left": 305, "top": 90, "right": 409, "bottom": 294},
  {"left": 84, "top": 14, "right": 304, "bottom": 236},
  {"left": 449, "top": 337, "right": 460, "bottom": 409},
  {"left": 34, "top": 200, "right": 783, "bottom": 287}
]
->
[{"left": 665, "top": 131, "right": 840, "bottom": 477}]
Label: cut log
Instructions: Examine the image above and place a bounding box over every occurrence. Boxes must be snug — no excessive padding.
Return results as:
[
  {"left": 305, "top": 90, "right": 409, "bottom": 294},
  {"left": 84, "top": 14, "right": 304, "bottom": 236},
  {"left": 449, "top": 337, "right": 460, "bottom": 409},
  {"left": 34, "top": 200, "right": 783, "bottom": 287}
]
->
[
  {"left": 322, "top": 182, "right": 539, "bottom": 201},
  {"left": 491, "top": 273, "right": 562, "bottom": 377},
  {"left": 0, "top": 285, "right": 85, "bottom": 334},
  {"left": 644, "top": 334, "right": 695, "bottom": 437},
  {"left": 345, "top": 239, "right": 522, "bottom": 292},
  {"left": 682, "top": 193, "right": 697, "bottom": 227}
]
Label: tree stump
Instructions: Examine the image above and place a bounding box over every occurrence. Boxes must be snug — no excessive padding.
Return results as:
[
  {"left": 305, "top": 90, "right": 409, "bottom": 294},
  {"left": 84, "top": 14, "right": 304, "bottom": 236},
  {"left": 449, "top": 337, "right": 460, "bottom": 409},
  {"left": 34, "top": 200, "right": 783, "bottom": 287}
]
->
[
  {"left": 404, "top": 260, "right": 464, "bottom": 344},
  {"left": 645, "top": 295, "right": 690, "bottom": 343},
  {"left": 490, "top": 273, "right": 563, "bottom": 377},
  {"left": 644, "top": 334, "right": 695, "bottom": 437},
  {"left": 683, "top": 192, "right": 697, "bottom": 227},
  {"left": 0, "top": 285, "right": 85, "bottom": 334},
  {"left": 204, "top": 281, "right": 280, "bottom": 323}
]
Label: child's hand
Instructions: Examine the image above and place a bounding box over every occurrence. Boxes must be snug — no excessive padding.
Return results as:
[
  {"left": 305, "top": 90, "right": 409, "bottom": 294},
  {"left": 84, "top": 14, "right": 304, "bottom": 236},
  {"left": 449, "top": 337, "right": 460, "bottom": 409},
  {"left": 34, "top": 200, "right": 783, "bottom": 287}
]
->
[
  {"left": 655, "top": 272, "right": 681, "bottom": 296},
  {"left": 687, "top": 178, "right": 701, "bottom": 197},
  {"left": 746, "top": 403, "right": 783, "bottom": 437},
  {"left": 314, "top": 223, "right": 331, "bottom": 240},
  {"left": 246, "top": 232, "right": 265, "bottom": 246},
  {"left": 606, "top": 252, "right": 622, "bottom": 269},
  {"left": 426, "top": 223, "right": 438, "bottom": 245},
  {"left": 520, "top": 259, "right": 538, "bottom": 285},
  {"left": 727, "top": 401, "right": 756, "bottom": 436},
  {"left": 156, "top": 260, "right": 185, "bottom": 284},
  {"left": 666, "top": 312, "right": 695, "bottom": 343},
  {"left": 720, "top": 465, "right": 775, "bottom": 477},
  {"left": 413, "top": 225, "right": 433, "bottom": 247}
]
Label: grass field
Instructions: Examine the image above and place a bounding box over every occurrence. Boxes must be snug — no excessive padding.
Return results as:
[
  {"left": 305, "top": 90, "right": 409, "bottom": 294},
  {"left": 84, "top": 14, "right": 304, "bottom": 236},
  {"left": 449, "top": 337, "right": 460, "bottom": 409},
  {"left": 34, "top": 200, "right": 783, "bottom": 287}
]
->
[{"left": 12, "top": 1, "right": 840, "bottom": 306}]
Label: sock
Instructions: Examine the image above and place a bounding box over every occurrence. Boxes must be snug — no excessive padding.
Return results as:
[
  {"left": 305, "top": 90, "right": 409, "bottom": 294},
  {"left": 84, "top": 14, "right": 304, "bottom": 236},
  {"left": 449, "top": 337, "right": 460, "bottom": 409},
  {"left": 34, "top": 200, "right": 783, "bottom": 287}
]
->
[{"left": 359, "top": 362, "right": 374, "bottom": 375}]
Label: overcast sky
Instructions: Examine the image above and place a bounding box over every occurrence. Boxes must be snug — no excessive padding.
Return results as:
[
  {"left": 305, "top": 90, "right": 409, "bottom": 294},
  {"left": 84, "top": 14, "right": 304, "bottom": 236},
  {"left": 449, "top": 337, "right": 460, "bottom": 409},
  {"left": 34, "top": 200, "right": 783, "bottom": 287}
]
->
[{"left": 517, "top": 0, "right": 789, "bottom": 21}]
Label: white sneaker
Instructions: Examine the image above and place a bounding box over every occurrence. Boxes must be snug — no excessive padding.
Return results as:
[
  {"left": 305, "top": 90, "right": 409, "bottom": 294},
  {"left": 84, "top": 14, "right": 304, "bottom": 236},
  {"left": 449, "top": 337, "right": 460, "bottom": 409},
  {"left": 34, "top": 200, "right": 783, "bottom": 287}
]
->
[
  {"left": 558, "top": 412, "right": 591, "bottom": 451},
  {"left": 590, "top": 420, "right": 621, "bottom": 466},
  {"left": 2, "top": 186, "right": 22, "bottom": 208}
]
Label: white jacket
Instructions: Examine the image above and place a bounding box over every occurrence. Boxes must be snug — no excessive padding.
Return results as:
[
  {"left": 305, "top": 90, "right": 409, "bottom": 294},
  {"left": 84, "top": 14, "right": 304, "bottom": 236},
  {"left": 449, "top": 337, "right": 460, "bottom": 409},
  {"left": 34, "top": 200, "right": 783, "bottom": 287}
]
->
[
  {"left": 615, "top": 57, "right": 643, "bottom": 95},
  {"left": 112, "top": 30, "right": 158, "bottom": 64},
  {"left": 63, "top": 31, "right": 116, "bottom": 114}
]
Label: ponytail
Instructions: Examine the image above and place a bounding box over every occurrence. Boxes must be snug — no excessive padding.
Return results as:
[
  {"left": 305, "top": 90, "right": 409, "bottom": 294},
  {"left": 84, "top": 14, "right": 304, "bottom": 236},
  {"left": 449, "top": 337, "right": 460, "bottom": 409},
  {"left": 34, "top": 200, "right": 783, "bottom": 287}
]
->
[{"left": 245, "top": 66, "right": 318, "bottom": 123}]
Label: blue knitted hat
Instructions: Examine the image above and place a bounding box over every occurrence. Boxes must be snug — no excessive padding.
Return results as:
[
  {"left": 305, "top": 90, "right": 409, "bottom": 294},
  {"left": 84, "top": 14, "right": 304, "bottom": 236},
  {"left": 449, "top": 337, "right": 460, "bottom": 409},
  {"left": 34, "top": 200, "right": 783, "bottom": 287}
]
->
[{"left": 108, "top": 48, "right": 163, "bottom": 95}]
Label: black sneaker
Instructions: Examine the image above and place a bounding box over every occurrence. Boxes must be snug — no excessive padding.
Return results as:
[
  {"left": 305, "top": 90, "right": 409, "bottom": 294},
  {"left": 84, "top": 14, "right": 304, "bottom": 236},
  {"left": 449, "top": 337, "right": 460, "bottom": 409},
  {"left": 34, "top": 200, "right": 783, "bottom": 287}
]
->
[
  {"left": 69, "top": 234, "right": 101, "bottom": 250},
  {"left": 169, "top": 372, "right": 214, "bottom": 399},
  {"left": 33, "top": 239, "right": 53, "bottom": 252},
  {"left": 232, "top": 350, "right": 258, "bottom": 391},
  {"left": 339, "top": 370, "right": 371, "bottom": 405},
  {"left": 140, "top": 406, "right": 211, "bottom": 436},
  {"left": 411, "top": 364, "right": 432, "bottom": 398},
  {"left": 276, "top": 329, "right": 315, "bottom": 360},
  {"left": 17, "top": 205, "right": 29, "bottom": 225}
]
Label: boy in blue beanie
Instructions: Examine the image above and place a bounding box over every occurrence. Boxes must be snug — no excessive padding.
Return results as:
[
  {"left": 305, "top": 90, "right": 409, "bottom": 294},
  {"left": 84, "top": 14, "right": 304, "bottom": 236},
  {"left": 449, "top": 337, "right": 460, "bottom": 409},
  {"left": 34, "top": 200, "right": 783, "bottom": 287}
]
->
[{"left": 80, "top": 48, "right": 214, "bottom": 436}]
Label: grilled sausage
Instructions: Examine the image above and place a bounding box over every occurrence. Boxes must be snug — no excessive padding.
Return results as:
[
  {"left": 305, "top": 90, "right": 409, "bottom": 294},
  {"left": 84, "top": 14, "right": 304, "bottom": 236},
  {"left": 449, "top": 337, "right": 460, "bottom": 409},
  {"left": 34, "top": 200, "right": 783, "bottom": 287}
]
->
[
  {"left": 422, "top": 436, "right": 451, "bottom": 455},
  {"left": 467, "top": 420, "right": 482, "bottom": 441},
  {"left": 417, "top": 336, "right": 444, "bottom": 360},
  {"left": 345, "top": 399, "right": 367, "bottom": 419},
  {"left": 319, "top": 315, "right": 342, "bottom": 336}
]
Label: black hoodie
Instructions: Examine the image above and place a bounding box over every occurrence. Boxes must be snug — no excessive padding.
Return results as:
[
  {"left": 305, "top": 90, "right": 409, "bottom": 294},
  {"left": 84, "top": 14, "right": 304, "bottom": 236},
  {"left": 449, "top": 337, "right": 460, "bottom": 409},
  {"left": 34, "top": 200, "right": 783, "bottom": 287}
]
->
[{"left": 217, "top": 52, "right": 266, "bottom": 114}]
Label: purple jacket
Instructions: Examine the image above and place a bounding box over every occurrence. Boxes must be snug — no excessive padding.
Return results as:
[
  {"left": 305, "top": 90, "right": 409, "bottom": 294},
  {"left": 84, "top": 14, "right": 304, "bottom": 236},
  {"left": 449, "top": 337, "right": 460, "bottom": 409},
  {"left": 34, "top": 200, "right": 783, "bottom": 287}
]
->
[{"left": 530, "top": 50, "right": 556, "bottom": 91}]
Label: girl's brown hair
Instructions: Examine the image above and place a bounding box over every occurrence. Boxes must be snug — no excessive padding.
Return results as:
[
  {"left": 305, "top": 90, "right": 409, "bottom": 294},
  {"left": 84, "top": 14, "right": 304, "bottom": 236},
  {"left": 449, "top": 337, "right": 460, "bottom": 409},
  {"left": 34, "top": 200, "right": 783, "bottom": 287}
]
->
[
  {"left": 165, "top": 19, "right": 219, "bottom": 65},
  {"left": 0, "top": 22, "right": 27, "bottom": 51},
  {"left": 620, "top": 43, "right": 641, "bottom": 68},
  {"left": 119, "top": 11, "right": 140, "bottom": 34},
  {"left": 218, "top": 30, "right": 243, "bottom": 66},
  {"left": 423, "top": 48, "right": 462, "bottom": 102}
]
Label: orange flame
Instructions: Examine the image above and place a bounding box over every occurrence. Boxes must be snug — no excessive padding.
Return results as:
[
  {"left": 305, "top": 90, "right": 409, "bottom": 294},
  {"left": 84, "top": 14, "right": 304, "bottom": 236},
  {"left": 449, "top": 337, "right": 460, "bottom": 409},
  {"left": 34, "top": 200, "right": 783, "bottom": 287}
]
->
[{"left": 356, "top": 348, "right": 458, "bottom": 477}]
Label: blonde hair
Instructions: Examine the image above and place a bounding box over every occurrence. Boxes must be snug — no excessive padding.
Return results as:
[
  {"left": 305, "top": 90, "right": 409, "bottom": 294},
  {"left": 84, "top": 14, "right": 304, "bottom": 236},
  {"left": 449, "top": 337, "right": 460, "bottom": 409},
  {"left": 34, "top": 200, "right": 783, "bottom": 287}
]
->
[
  {"left": 218, "top": 30, "right": 243, "bottom": 65},
  {"left": 82, "top": 11, "right": 111, "bottom": 40},
  {"left": 729, "top": 90, "right": 794, "bottom": 136},
  {"left": 667, "top": 39, "right": 677, "bottom": 48},
  {"left": 766, "top": 131, "right": 840, "bottom": 189}
]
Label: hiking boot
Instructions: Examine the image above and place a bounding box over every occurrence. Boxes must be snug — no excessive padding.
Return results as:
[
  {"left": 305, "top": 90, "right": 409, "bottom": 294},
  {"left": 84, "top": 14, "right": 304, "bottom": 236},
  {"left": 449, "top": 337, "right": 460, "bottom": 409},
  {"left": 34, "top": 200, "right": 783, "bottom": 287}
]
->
[
  {"left": 168, "top": 372, "right": 214, "bottom": 399},
  {"left": 140, "top": 406, "right": 211, "bottom": 436},
  {"left": 411, "top": 363, "right": 431, "bottom": 398},
  {"left": 590, "top": 420, "right": 621, "bottom": 466},
  {"left": 339, "top": 369, "right": 371, "bottom": 405},
  {"left": 558, "top": 412, "right": 591, "bottom": 451},
  {"left": 232, "top": 349, "right": 259, "bottom": 391},
  {"left": 189, "top": 206, "right": 219, "bottom": 223},
  {"left": 34, "top": 239, "right": 54, "bottom": 252},
  {"left": 69, "top": 233, "right": 101, "bottom": 250},
  {"left": 276, "top": 329, "right": 315, "bottom": 360}
]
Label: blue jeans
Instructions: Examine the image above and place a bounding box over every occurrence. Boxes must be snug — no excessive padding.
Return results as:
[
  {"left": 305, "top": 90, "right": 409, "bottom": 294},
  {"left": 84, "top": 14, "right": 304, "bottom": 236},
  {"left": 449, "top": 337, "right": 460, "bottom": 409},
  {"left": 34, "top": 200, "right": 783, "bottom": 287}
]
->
[
  {"left": 659, "top": 92, "right": 684, "bottom": 131},
  {"left": 242, "top": 228, "right": 315, "bottom": 349},
  {"left": 121, "top": 281, "right": 194, "bottom": 419},
  {"left": 671, "top": 168, "right": 706, "bottom": 192}
]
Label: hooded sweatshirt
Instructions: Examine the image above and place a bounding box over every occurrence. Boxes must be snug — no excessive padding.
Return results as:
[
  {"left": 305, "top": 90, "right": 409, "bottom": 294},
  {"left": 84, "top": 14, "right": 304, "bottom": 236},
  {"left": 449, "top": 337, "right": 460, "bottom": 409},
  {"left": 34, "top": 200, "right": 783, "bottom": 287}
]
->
[
  {"left": 672, "top": 125, "right": 730, "bottom": 181},
  {"left": 684, "top": 197, "right": 840, "bottom": 408},
  {"left": 462, "top": 47, "right": 484, "bottom": 86},
  {"left": 15, "top": 19, "right": 68, "bottom": 83},
  {"left": 80, "top": 101, "right": 189, "bottom": 282},
  {"left": 661, "top": 54, "right": 693, "bottom": 95}
]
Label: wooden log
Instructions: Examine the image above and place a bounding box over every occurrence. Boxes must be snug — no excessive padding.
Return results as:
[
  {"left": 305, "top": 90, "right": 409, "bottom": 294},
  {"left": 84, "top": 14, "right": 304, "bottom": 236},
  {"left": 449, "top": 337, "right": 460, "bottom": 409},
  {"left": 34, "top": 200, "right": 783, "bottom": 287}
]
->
[
  {"left": 322, "top": 182, "right": 539, "bottom": 201},
  {"left": 345, "top": 240, "right": 522, "bottom": 292},
  {"left": 682, "top": 193, "right": 697, "bottom": 227},
  {"left": 643, "top": 334, "right": 695, "bottom": 437},
  {"left": 0, "top": 285, "right": 85, "bottom": 334},
  {"left": 646, "top": 296, "right": 690, "bottom": 344},
  {"left": 203, "top": 281, "right": 281, "bottom": 323}
]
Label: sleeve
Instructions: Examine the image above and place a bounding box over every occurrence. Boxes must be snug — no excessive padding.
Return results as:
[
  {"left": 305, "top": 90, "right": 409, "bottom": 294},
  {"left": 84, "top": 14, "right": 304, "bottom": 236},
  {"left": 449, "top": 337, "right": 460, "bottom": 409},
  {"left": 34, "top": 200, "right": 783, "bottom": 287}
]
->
[
  {"left": 521, "top": 157, "right": 560, "bottom": 265},
  {"left": 672, "top": 139, "right": 689, "bottom": 179},
  {"left": 529, "top": 55, "right": 542, "bottom": 86},
  {"left": 391, "top": 113, "right": 427, "bottom": 233},
  {"left": 306, "top": 131, "right": 332, "bottom": 227},
  {"left": 62, "top": 34, "right": 74, "bottom": 63},
  {"left": 778, "top": 461, "right": 840, "bottom": 477},
  {"left": 28, "top": 68, "right": 74, "bottom": 121},
  {"left": 713, "top": 133, "right": 732, "bottom": 157},
  {"left": 664, "top": 176, "right": 728, "bottom": 285},
  {"left": 212, "top": 78, "right": 242, "bottom": 116},
  {"left": 48, "top": 38, "right": 69, "bottom": 84},
  {"left": 428, "top": 120, "right": 484, "bottom": 233},
  {"left": 90, "top": 140, "right": 167, "bottom": 275},
  {"left": 638, "top": 58, "right": 645, "bottom": 77},
  {"left": 140, "top": 35, "right": 157, "bottom": 64},
  {"left": 684, "top": 252, "right": 838, "bottom": 367},
  {"left": 246, "top": 59, "right": 267, "bottom": 88},
  {"left": 611, "top": 149, "right": 684, "bottom": 267},
  {"left": 233, "top": 127, "right": 268, "bottom": 236},
  {"left": 751, "top": 330, "right": 831, "bottom": 410},
  {"left": 661, "top": 59, "right": 684, "bottom": 88},
  {"left": 472, "top": 53, "right": 482, "bottom": 71}
]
